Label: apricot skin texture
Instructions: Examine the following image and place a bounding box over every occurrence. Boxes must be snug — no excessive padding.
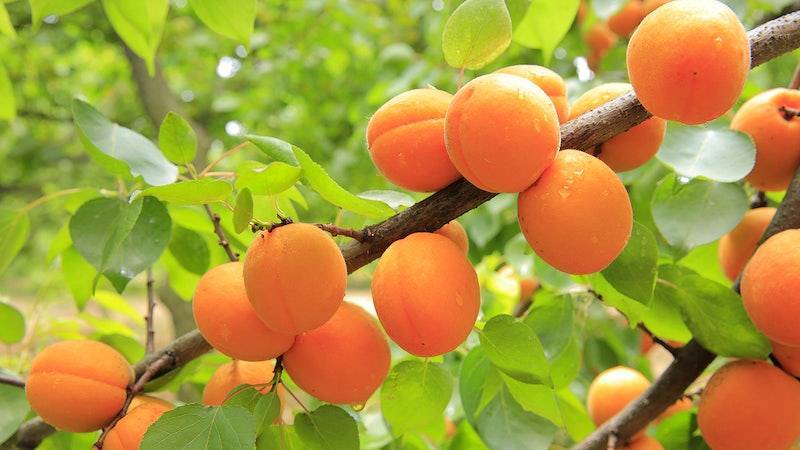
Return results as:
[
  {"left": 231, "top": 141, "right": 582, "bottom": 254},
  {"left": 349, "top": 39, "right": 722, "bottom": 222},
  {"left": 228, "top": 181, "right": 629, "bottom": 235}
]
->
[
  {"left": 202, "top": 360, "right": 276, "bottom": 406},
  {"left": 731, "top": 88, "right": 800, "bottom": 191},
  {"left": 494, "top": 65, "right": 570, "bottom": 123},
  {"left": 244, "top": 223, "right": 347, "bottom": 335},
  {"left": 445, "top": 73, "right": 561, "bottom": 193},
  {"left": 193, "top": 262, "right": 295, "bottom": 361},
  {"left": 283, "top": 302, "right": 390, "bottom": 405},
  {"left": 518, "top": 150, "right": 633, "bottom": 275},
  {"left": 25, "top": 340, "right": 133, "bottom": 432},
  {"left": 717, "top": 207, "right": 776, "bottom": 281},
  {"left": 771, "top": 341, "right": 800, "bottom": 377},
  {"left": 372, "top": 233, "right": 481, "bottom": 356},
  {"left": 698, "top": 360, "right": 800, "bottom": 450},
  {"left": 741, "top": 229, "right": 800, "bottom": 346},
  {"left": 627, "top": 0, "right": 750, "bottom": 124},
  {"left": 587, "top": 366, "right": 650, "bottom": 427},
  {"left": 367, "top": 89, "right": 460, "bottom": 192},
  {"left": 570, "top": 83, "right": 666, "bottom": 172},
  {"left": 103, "top": 403, "right": 171, "bottom": 450},
  {"left": 435, "top": 220, "right": 469, "bottom": 254}
]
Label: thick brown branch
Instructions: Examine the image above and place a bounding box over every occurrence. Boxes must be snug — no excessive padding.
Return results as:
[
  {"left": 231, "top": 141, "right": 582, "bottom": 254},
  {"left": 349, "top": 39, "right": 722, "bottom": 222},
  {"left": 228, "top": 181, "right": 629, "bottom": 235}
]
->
[{"left": 0, "top": 373, "right": 25, "bottom": 388}]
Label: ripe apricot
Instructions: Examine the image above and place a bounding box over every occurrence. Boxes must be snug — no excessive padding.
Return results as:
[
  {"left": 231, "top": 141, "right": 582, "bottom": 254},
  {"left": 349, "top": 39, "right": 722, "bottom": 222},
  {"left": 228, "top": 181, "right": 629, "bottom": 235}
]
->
[
  {"left": 771, "top": 341, "right": 800, "bottom": 377},
  {"left": 283, "top": 302, "right": 390, "bottom": 404},
  {"left": 587, "top": 366, "right": 650, "bottom": 427},
  {"left": 584, "top": 23, "right": 618, "bottom": 71},
  {"left": 518, "top": 150, "right": 633, "bottom": 275},
  {"left": 445, "top": 73, "right": 561, "bottom": 193},
  {"left": 25, "top": 340, "right": 132, "bottom": 432},
  {"left": 128, "top": 394, "right": 172, "bottom": 411},
  {"left": 717, "top": 207, "right": 776, "bottom": 281},
  {"left": 371, "top": 233, "right": 480, "bottom": 356},
  {"left": 627, "top": 0, "right": 750, "bottom": 124},
  {"left": 741, "top": 229, "right": 800, "bottom": 346},
  {"left": 570, "top": 83, "right": 666, "bottom": 172},
  {"left": 519, "top": 277, "right": 539, "bottom": 300},
  {"left": 435, "top": 220, "right": 469, "bottom": 254},
  {"left": 202, "top": 360, "right": 276, "bottom": 406},
  {"left": 494, "top": 65, "right": 570, "bottom": 123},
  {"left": 698, "top": 360, "right": 800, "bottom": 450},
  {"left": 366, "top": 89, "right": 461, "bottom": 192},
  {"left": 103, "top": 402, "right": 171, "bottom": 450},
  {"left": 639, "top": 330, "right": 654, "bottom": 354},
  {"left": 194, "top": 262, "right": 295, "bottom": 361},
  {"left": 622, "top": 436, "right": 664, "bottom": 450},
  {"left": 608, "top": 1, "right": 645, "bottom": 37},
  {"left": 642, "top": 0, "right": 670, "bottom": 15},
  {"left": 731, "top": 88, "right": 800, "bottom": 191},
  {"left": 244, "top": 223, "right": 347, "bottom": 335}
]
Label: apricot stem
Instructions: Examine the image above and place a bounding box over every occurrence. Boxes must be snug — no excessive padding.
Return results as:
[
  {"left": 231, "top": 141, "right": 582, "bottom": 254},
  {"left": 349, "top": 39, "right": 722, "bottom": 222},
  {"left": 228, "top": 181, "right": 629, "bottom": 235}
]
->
[
  {"left": 789, "top": 60, "right": 800, "bottom": 90},
  {"left": 145, "top": 268, "right": 156, "bottom": 355},
  {"left": 637, "top": 325, "right": 678, "bottom": 357},
  {"left": 282, "top": 384, "right": 310, "bottom": 414},
  {"left": 199, "top": 141, "right": 249, "bottom": 177},
  {"left": 203, "top": 204, "right": 239, "bottom": 262},
  {"left": 316, "top": 223, "right": 369, "bottom": 242}
]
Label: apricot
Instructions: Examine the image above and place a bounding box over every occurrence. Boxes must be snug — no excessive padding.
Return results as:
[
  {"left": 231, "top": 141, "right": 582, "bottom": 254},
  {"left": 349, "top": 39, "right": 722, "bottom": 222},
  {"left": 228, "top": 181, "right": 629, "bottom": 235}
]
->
[
  {"left": 698, "top": 360, "right": 800, "bottom": 450},
  {"left": 741, "top": 229, "right": 800, "bottom": 346},
  {"left": 622, "top": 436, "right": 664, "bottom": 450},
  {"left": 202, "top": 359, "right": 276, "bottom": 406},
  {"left": 584, "top": 23, "right": 618, "bottom": 71},
  {"left": 588, "top": 366, "right": 650, "bottom": 427},
  {"left": 731, "top": 88, "right": 800, "bottom": 191},
  {"left": 608, "top": 1, "right": 645, "bottom": 37},
  {"left": 518, "top": 150, "right": 633, "bottom": 275},
  {"left": 494, "top": 65, "right": 570, "bottom": 123},
  {"left": 519, "top": 277, "right": 539, "bottom": 300},
  {"left": 366, "top": 89, "right": 461, "bottom": 192},
  {"left": 371, "top": 233, "right": 480, "bottom": 356},
  {"left": 627, "top": 0, "right": 750, "bottom": 124},
  {"left": 772, "top": 341, "right": 800, "bottom": 377},
  {"left": 128, "top": 394, "right": 172, "bottom": 411},
  {"left": 244, "top": 222, "right": 347, "bottom": 335},
  {"left": 642, "top": 0, "right": 670, "bottom": 15},
  {"left": 283, "top": 302, "right": 390, "bottom": 404},
  {"left": 194, "top": 262, "right": 295, "bottom": 361},
  {"left": 445, "top": 73, "right": 561, "bottom": 193},
  {"left": 639, "top": 330, "right": 654, "bottom": 354},
  {"left": 717, "top": 207, "right": 776, "bottom": 281},
  {"left": 103, "top": 402, "right": 171, "bottom": 450},
  {"left": 435, "top": 220, "right": 469, "bottom": 254},
  {"left": 25, "top": 340, "right": 132, "bottom": 432},
  {"left": 570, "top": 83, "right": 666, "bottom": 172}
]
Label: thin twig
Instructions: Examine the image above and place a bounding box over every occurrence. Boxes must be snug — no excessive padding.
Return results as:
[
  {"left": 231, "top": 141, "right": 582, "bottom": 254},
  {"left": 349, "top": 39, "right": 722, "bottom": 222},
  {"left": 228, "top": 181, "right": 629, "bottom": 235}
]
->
[
  {"left": 0, "top": 373, "right": 25, "bottom": 388},
  {"left": 316, "top": 223, "right": 370, "bottom": 242},
  {"left": 638, "top": 325, "right": 679, "bottom": 357},
  {"left": 282, "top": 384, "right": 310, "bottom": 414},
  {"left": 203, "top": 204, "right": 239, "bottom": 262},
  {"left": 199, "top": 142, "right": 249, "bottom": 177},
  {"left": 271, "top": 356, "right": 284, "bottom": 387},
  {"left": 790, "top": 60, "right": 800, "bottom": 89},
  {"left": 145, "top": 268, "right": 156, "bottom": 354},
  {"left": 750, "top": 191, "right": 768, "bottom": 208}
]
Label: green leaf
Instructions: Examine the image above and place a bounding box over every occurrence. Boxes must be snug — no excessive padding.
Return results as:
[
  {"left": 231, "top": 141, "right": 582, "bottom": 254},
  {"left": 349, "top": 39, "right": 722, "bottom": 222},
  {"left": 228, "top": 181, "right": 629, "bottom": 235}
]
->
[
  {"left": 506, "top": 0, "right": 532, "bottom": 26},
  {"left": 0, "top": 378, "right": 29, "bottom": 443},
  {"left": 93, "top": 290, "right": 146, "bottom": 325},
  {"left": 357, "top": 190, "right": 415, "bottom": 211},
  {"left": 169, "top": 226, "right": 210, "bottom": 275},
  {"left": 0, "top": 302, "right": 24, "bottom": 344},
  {"left": 380, "top": 360, "right": 453, "bottom": 435},
  {"left": 0, "top": 62, "right": 15, "bottom": 121},
  {"left": 143, "top": 179, "right": 233, "bottom": 205},
  {"left": 460, "top": 347, "right": 504, "bottom": 423},
  {"left": 657, "top": 124, "right": 756, "bottom": 182},
  {"left": 513, "top": 0, "right": 581, "bottom": 64},
  {"left": 524, "top": 294, "right": 580, "bottom": 387},
  {"left": 102, "top": 0, "right": 169, "bottom": 74},
  {"left": 0, "top": 210, "right": 29, "bottom": 277},
  {"left": 62, "top": 247, "right": 96, "bottom": 309},
  {"left": 246, "top": 135, "right": 299, "bottom": 165},
  {"left": 225, "top": 388, "right": 280, "bottom": 433},
  {"left": 0, "top": 3, "right": 16, "bottom": 39},
  {"left": 159, "top": 112, "right": 198, "bottom": 164},
  {"left": 257, "top": 426, "right": 303, "bottom": 450},
  {"left": 601, "top": 222, "right": 658, "bottom": 304},
  {"left": 474, "top": 386, "right": 558, "bottom": 450},
  {"left": 141, "top": 404, "right": 256, "bottom": 449},
  {"left": 30, "top": 0, "right": 94, "bottom": 27},
  {"left": 479, "top": 314, "right": 551, "bottom": 385},
  {"left": 233, "top": 188, "right": 254, "bottom": 234},
  {"left": 99, "top": 334, "right": 145, "bottom": 363},
  {"left": 188, "top": 0, "right": 255, "bottom": 45},
  {"left": 654, "top": 411, "right": 707, "bottom": 450},
  {"left": 442, "top": 0, "right": 512, "bottom": 70},
  {"left": 72, "top": 99, "right": 177, "bottom": 186},
  {"left": 294, "top": 405, "right": 359, "bottom": 450},
  {"left": 235, "top": 161, "right": 301, "bottom": 196},
  {"left": 39, "top": 431, "right": 98, "bottom": 450}
]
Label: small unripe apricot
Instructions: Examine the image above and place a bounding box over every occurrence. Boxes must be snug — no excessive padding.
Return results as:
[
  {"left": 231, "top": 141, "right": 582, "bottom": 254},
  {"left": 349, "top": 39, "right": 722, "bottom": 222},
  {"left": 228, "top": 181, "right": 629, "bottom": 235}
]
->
[
  {"left": 643, "top": 0, "right": 670, "bottom": 15},
  {"left": 445, "top": 73, "right": 561, "bottom": 193},
  {"left": 435, "top": 220, "right": 469, "bottom": 254},
  {"left": 584, "top": 23, "right": 618, "bottom": 71},
  {"left": 366, "top": 89, "right": 461, "bottom": 192},
  {"left": 194, "top": 262, "right": 295, "bottom": 361},
  {"left": 518, "top": 150, "right": 633, "bottom": 275},
  {"left": 244, "top": 223, "right": 347, "bottom": 335},
  {"left": 731, "top": 88, "right": 800, "bottom": 191},
  {"left": 570, "top": 83, "right": 666, "bottom": 172},
  {"left": 771, "top": 341, "right": 800, "bottom": 378},
  {"left": 26, "top": 340, "right": 132, "bottom": 432},
  {"left": 741, "top": 230, "right": 800, "bottom": 346},
  {"left": 627, "top": 0, "right": 750, "bottom": 124},
  {"left": 372, "top": 233, "right": 480, "bottom": 356},
  {"left": 494, "top": 65, "right": 570, "bottom": 123},
  {"left": 103, "top": 402, "right": 171, "bottom": 450},
  {"left": 588, "top": 366, "right": 650, "bottom": 427},
  {"left": 283, "top": 302, "right": 390, "bottom": 404},
  {"left": 202, "top": 360, "right": 276, "bottom": 406},
  {"left": 622, "top": 436, "right": 664, "bottom": 450},
  {"left": 717, "top": 207, "right": 776, "bottom": 281},
  {"left": 698, "top": 360, "right": 800, "bottom": 450},
  {"left": 608, "top": 1, "right": 645, "bottom": 37}
]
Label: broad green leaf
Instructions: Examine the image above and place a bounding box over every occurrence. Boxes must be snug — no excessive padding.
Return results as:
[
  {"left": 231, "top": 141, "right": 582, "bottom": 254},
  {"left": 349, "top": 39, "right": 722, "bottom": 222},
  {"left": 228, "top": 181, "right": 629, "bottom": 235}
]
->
[
  {"left": 524, "top": 292, "right": 573, "bottom": 358},
  {"left": 143, "top": 179, "right": 232, "bottom": 205},
  {"left": 657, "top": 124, "right": 756, "bottom": 182},
  {"left": 0, "top": 210, "right": 29, "bottom": 277},
  {"left": 39, "top": 432, "right": 98, "bottom": 450},
  {"left": 474, "top": 386, "right": 558, "bottom": 450},
  {"left": 102, "top": 0, "right": 169, "bottom": 74},
  {"left": 587, "top": 272, "right": 646, "bottom": 326},
  {"left": 72, "top": 99, "right": 177, "bottom": 186},
  {"left": 555, "top": 389, "right": 595, "bottom": 441},
  {"left": 62, "top": 247, "right": 96, "bottom": 309},
  {"left": 641, "top": 288, "right": 693, "bottom": 344},
  {"left": 161, "top": 248, "right": 201, "bottom": 300},
  {"left": 601, "top": 222, "right": 658, "bottom": 304},
  {"left": 294, "top": 405, "right": 359, "bottom": 450},
  {"left": 0, "top": 302, "right": 24, "bottom": 344},
  {"left": 159, "top": 112, "right": 198, "bottom": 164},
  {"left": 188, "top": 0, "right": 255, "bottom": 45},
  {"left": 657, "top": 264, "right": 770, "bottom": 358},
  {"left": 460, "top": 347, "right": 504, "bottom": 423},
  {"left": 225, "top": 388, "right": 280, "bottom": 433},
  {"left": 235, "top": 161, "right": 301, "bottom": 196},
  {"left": 93, "top": 290, "right": 146, "bottom": 325},
  {"left": 141, "top": 404, "right": 256, "bottom": 449},
  {"left": 99, "top": 334, "right": 145, "bottom": 363},
  {"left": 654, "top": 411, "right": 706, "bottom": 450},
  {"left": 358, "top": 190, "right": 415, "bottom": 211},
  {"left": 257, "top": 426, "right": 303, "bottom": 450},
  {"left": 0, "top": 63, "right": 15, "bottom": 121},
  {"left": 29, "top": 0, "right": 94, "bottom": 27},
  {"left": 169, "top": 226, "right": 210, "bottom": 275},
  {"left": 513, "top": 0, "right": 581, "bottom": 64},
  {"left": 479, "top": 314, "right": 551, "bottom": 385},
  {"left": 233, "top": 188, "right": 254, "bottom": 233},
  {"left": 0, "top": 3, "right": 15, "bottom": 39},
  {"left": 679, "top": 241, "right": 729, "bottom": 286},
  {"left": 0, "top": 378, "right": 28, "bottom": 443},
  {"left": 506, "top": 0, "right": 532, "bottom": 26},
  {"left": 246, "top": 135, "right": 299, "bottom": 165},
  {"left": 441, "top": 0, "right": 512, "bottom": 70},
  {"left": 381, "top": 360, "right": 453, "bottom": 435},
  {"left": 503, "top": 377, "right": 561, "bottom": 426},
  {"left": 47, "top": 223, "right": 72, "bottom": 263},
  {"left": 449, "top": 421, "right": 489, "bottom": 450}
]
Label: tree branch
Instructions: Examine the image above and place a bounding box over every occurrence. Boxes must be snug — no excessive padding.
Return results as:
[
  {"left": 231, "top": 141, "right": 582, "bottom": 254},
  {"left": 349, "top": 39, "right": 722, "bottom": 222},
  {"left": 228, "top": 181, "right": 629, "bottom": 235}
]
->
[
  {"left": 145, "top": 267, "right": 156, "bottom": 355},
  {"left": 0, "top": 373, "right": 25, "bottom": 388},
  {"left": 203, "top": 205, "right": 239, "bottom": 262}
]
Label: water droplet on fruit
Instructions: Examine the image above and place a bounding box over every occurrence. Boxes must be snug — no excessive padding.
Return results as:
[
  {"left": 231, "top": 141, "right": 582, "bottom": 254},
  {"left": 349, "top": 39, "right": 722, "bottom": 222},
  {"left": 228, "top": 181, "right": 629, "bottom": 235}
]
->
[
  {"left": 352, "top": 403, "right": 365, "bottom": 412},
  {"left": 455, "top": 294, "right": 464, "bottom": 306},
  {"left": 559, "top": 186, "right": 571, "bottom": 198}
]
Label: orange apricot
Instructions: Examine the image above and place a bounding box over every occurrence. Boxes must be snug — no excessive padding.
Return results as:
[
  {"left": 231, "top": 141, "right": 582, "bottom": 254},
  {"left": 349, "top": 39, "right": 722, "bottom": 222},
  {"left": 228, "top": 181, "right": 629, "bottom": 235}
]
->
[
  {"left": 717, "top": 207, "right": 776, "bottom": 281},
  {"left": 608, "top": 0, "right": 645, "bottom": 37},
  {"left": 366, "top": 89, "right": 461, "bottom": 192},
  {"left": 518, "top": 150, "right": 633, "bottom": 275},
  {"left": 202, "top": 360, "right": 276, "bottom": 406},
  {"left": 193, "top": 262, "right": 295, "bottom": 361},
  {"left": 519, "top": 277, "right": 539, "bottom": 300},
  {"left": 584, "top": 23, "right": 618, "bottom": 71},
  {"left": 25, "top": 340, "right": 133, "bottom": 432},
  {"left": 243, "top": 223, "right": 347, "bottom": 335},
  {"left": 445, "top": 73, "right": 561, "bottom": 193},
  {"left": 570, "top": 83, "right": 666, "bottom": 172},
  {"left": 587, "top": 366, "right": 651, "bottom": 427},
  {"left": 283, "top": 302, "right": 390, "bottom": 404},
  {"left": 642, "top": 0, "right": 670, "bottom": 15},
  {"left": 627, "top": 0, "right": 750, "bottom": 124},
  {"left": 622, "top": 435, "right": 664, "bottom": 450},
  {"left": 103, "top": 402, "right": 171, "bottom": 450},
  {"left": 494, "top": 65, "right": 570, "bottom": 123},
  {"left": 698, "top": 360, "right": 800, "bottom": 450},
  {"left": 741, "top": 229, "right": 800, "bottom": 346},
  {"left": 128, "top": 394, "right": 172, "bottom": 411},
  {"left": 771, "top": 341, "right": 800, "bottom": 378},
  {"left": 435, "top": 220, "right": 469, "bottom": 254},
  {"left": 639, "top": 330, "right": 654, "bottom": 354},
  {"left": 371, "top": 233, "right": 481, "bottom": 356},
  {"left": 731, "top": 88, "right": 800, "bottom": 191}
]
